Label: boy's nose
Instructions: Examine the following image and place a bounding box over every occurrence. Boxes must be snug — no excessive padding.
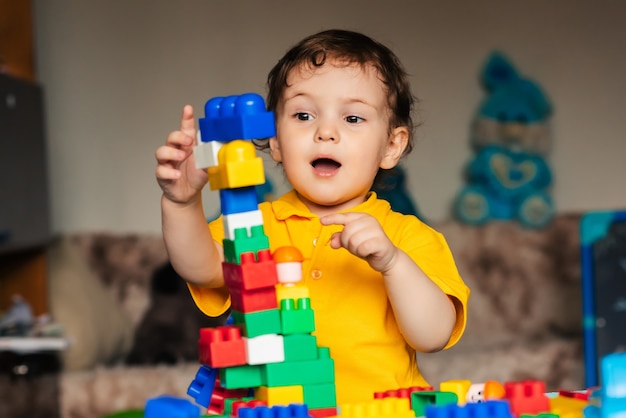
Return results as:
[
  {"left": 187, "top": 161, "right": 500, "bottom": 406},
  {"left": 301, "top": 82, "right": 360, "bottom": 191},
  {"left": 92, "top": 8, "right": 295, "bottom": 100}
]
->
[{"left": 314, "top": 122, "right": 339, "bottom": 143}]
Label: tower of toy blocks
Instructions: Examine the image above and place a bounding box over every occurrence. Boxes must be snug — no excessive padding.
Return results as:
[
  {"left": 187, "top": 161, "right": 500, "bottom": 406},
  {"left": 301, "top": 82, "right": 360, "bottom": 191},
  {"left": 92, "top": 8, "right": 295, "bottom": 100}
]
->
[{"left": 187, "top": 93, "right": 338, "bottom": 418}]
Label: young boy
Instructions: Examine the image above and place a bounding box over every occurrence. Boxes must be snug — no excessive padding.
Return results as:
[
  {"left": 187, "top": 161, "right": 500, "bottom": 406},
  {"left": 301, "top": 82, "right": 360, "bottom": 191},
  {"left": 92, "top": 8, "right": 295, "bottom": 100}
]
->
[{"left": 155, "top": 29, "right": 469, "bottom": 404}]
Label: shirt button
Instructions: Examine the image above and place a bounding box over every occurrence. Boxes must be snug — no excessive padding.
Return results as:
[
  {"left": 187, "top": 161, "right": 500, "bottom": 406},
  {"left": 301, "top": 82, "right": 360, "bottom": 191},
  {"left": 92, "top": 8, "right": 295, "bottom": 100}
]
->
[
  {"left": 313, "top": 238, "right": 317, "bottom": 247},
  {"left": 311, "top": 270, "right": 322, "bottom": 280}
]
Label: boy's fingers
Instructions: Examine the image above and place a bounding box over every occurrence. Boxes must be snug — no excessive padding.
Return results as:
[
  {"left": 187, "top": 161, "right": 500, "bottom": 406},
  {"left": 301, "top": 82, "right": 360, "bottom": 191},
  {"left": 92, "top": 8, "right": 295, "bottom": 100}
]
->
[
  {"left": 180, "top": 105, "right": 196, "bottom": 137},
  {"left": 320, "top": 212, "right": 358, "bottom": 226}
]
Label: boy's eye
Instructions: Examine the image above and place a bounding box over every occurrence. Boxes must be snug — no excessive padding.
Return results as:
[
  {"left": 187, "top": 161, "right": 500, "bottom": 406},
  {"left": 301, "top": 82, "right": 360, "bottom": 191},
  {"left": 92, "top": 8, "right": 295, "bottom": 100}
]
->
[
  {"left": 295, "top": 112, "right": 312, "bottom": 121},
  {"left": 346, "top": 115, "right": 364, "bottom": 124}
]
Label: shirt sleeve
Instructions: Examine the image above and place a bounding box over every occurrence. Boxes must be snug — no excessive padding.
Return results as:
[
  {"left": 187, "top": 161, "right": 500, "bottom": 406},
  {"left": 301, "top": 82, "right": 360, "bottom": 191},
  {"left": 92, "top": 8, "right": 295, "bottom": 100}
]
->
[{"left": 186, "top": 217, "right": 232, "bottom": 317}]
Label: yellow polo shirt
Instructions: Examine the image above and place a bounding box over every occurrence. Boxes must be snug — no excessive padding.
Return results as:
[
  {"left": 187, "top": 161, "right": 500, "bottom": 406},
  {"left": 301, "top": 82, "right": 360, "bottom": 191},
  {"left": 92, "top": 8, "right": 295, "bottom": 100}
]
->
[{"left": 188, "top": 190, "right": 469, "bottom": 404}]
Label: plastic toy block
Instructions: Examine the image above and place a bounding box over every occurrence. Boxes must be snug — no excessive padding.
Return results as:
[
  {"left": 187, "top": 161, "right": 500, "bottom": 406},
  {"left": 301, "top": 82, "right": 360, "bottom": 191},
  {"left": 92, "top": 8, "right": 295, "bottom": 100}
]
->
[
  {"left": 223, "top": 249, "right": 278, "bottom": 291},
  {"left": 263, "top": 347, "right": 335, "bottom": 386},
  {"left": 283, "top": 334, "right": 319, "bottom": 362},
  {"left": 548, "top": 395, "right": 587, "bottom": 417},
  {"left": 274, "top": 246, "right": 304, "bottom": 285},
  {"left": 276, "top": 283, "right": 310, "bottom": 302},
  {"left": 220, "top": 186, "right": 259, "bottom": 215},
  {"left": 207, "top": 140, "right": 265, "bottom": 191},
  {"left": 194, "top": 138, "right": 223, "bottom": 170},
  {"left": 337, "top": 397, "right": 414, "bottom": 418},
  {"left": 219, "top": 364, "right": 264, "bottom": 389},
  {"left": 144, "top": 395, "right": 201, "bottom": 418},
  {"left": 302, "top": 383, "right": 337, "bottom": 409},
  {"left": 440, "top": 379, "right": 472, "bottom": 405},
  {"left": 503, "top": 380, "right": 550, "bottom": 415},
  {"left": 198, "top": 93, "right": 275, "bottom": 143},
  {"left": 229, "top": 285, "right": 278, "bottom": 313},
  {"left": 221, "top": 396, "right": 255, "bottom": 417},
  {"left": 223, "top": 225, "right": 270, "bottom": 264},
  {"left": 198, "top": 325, "right": 247, "bottom": 368},
  {"left": 223, "top": 209, "right": 264, "bottom": 239},
  {"left": 519, "top": 415, "right": 558, "bottom": 418},
  {"left": 309, "top": 407, "right": 338, "bottom": 417},
  {"left": 280, "top": 298, "right": 315, "bottom": 335},
  {"left": 254, "top": 385, "right": 304, "bottom": 406},
  {"left": 244, "top": 334, "right": 285, "bottom": 365},
  {"left": 231, "top": 400, "right": 268, "bottom": 417},
  {"left": 237, "top": 404, "right": 310, "bottom": 418},
  {"left": 598, "top": 351, "right": 626, "bottom": 418},
  {"left": 374, "top": 386, "right": 434, "bottom": 407},
  {"left": 425, "top": 400, "right": 513, "bottom": 418},
  {"left": 557, "top": 389, "right": 590, "bottom": 401},
  {"left": 232, "top": 309, "right": 281, "bottom": 338},
  {"left": 187, "top": 365, "right": 218, "bottom": 408},
  {"left": 207, "top": 377, "right": 251, "bottom": 415},
  {"left": 411, "top": 391, "right": 458, "bottom": 416}
]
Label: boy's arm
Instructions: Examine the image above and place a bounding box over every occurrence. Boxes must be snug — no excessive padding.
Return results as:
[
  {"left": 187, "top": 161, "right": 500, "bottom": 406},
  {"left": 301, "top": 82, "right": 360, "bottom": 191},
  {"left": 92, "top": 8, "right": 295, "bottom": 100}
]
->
[
  {"left": 321, "top": 212, "right": 458, "bottom": 352},
  {"left": 156, "top": 105, "right": 224, "bottom": 288}
]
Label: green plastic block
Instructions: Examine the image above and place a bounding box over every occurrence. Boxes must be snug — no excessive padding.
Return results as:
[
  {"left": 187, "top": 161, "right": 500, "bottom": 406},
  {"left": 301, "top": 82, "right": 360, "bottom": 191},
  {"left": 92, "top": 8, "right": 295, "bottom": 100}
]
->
[
  {"left": 280, "top": 298, "right": 315, "bottom": 335},
  {"left": 219, "top": 364, "right": 264, "bottom": 389},
  {"left": 283, "top": 334, "right": 319, "bottom": 362},
  {"left": 232, "top": 309, "right": 281, "bottom": 338},
  {"left": 411, "top": 391, "right": 458, "bottom": 416},
  {"left": 303, "top": 383, "right": 337, "bottom": 409},
  {"left": 263, "top": 347, "right": 335, "bottom": 386},
  {"left": 223, "top": 225, "right": 270, "bottom": 264}
]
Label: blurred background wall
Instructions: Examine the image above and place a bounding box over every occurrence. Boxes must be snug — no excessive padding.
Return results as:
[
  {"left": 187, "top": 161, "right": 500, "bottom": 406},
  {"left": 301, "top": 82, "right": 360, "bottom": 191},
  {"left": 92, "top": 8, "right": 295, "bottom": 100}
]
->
[{"left": 32, "top": 0, "right": 626, "bottom": 234}]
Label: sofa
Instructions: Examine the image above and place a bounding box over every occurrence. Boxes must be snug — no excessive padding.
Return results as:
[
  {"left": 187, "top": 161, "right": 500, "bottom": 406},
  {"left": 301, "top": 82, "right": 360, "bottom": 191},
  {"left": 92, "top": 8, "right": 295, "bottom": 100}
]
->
[{"left": 0, "top": 213, "right": 585, "bottom": 417}]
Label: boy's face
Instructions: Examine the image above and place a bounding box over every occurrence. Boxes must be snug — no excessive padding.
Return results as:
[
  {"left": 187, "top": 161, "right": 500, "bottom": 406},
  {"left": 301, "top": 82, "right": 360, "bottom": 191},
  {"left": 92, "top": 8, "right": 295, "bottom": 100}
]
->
[{"left": 270, "top": 60, "right": 408, "bottom": 216}]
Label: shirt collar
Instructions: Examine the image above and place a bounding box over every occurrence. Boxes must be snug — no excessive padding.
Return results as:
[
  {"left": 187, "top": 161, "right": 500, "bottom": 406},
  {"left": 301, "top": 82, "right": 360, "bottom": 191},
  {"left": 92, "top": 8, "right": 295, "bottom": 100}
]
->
[{"left": 271, "top": 190, "right": 390, "bottom": 221}]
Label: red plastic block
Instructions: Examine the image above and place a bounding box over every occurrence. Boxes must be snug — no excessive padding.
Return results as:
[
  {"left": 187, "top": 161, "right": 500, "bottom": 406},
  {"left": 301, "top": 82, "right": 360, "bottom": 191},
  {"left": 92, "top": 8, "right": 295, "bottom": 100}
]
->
[
  {"left": 198, "top": 325, "right": 247, "bottom": 368},
  {"left": 231, "top": 399, "right": 268, "bottom": 416},
  {"left": 557, "top": 389, "right": 590, "bottom": 401},
  {"left": 309, "top": 407, "right": 338, "bottom": 417},
  {"left": 223, "top": 250, "right": 278, "bottom": 291},
  {"left": 229, "top": 285, "right": 278, "bottom": 313},
  {"left": 374, "top": 386, "right": 434, "bottom": 406},
  {"left": 207, "top": 377, "right": 250, "bottom": 415},
  {"left": 504, "top": 380, "right": 550, "bottom": 415}
]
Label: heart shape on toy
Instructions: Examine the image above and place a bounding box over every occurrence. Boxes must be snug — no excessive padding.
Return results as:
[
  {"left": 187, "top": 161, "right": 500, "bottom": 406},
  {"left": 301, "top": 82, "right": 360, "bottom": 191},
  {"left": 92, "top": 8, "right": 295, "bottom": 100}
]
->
[{"left": 489, "top": 153, "right": 538, "bottom": 190}]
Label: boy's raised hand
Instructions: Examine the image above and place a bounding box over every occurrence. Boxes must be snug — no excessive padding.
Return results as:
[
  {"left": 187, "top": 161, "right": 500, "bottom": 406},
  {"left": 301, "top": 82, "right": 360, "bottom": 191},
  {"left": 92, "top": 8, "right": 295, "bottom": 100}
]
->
[
  {"left": 155, "top": 105, "right": 208, "bottom": 205},
  {"left": 320, "top": 212, "right": 399, "bottom": 274}
]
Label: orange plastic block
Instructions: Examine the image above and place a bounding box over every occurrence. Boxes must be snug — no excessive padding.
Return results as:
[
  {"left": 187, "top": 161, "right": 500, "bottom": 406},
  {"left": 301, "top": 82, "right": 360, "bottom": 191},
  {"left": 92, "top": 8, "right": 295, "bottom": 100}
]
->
[
  {"left": 504, "top": 380, "right": 550, "bottom": 415},
  {"left": 198, "top": 325, "right": 247, "bottom": 368},
  {"left": 207, "top": 140, "right": 265, "bottom": 190}
]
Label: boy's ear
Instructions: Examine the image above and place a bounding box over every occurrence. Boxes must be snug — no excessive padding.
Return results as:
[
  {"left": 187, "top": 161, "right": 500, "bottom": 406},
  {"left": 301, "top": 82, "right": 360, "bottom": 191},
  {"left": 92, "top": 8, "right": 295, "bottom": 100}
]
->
[
  {"left": 380, "top": 126, "right": 409, "bottom": 169},
  {"left": 269, "top": 136, "right": 283, "bottom": 163}
]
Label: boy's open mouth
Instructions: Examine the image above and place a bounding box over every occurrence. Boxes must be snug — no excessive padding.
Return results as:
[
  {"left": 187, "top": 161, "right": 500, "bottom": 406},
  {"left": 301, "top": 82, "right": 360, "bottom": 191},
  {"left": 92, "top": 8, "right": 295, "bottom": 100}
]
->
[{"left": 311, "top": 158, "right": 341, "bottom": 175}]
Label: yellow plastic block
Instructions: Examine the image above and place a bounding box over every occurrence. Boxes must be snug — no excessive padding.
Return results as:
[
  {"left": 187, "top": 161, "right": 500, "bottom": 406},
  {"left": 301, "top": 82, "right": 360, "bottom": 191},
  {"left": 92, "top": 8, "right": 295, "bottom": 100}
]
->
[
  {"left": 276, "top": 284, "right": 310, "bottom": 302},
  {"left": 334, "top": 397, "right": 414, "bottom": 417},
  {"left": 207, "top": 140, "right": 265, "bottom": 190},
  {"left": 440, "top": 379, "right": 472, "bottom": 405},
  {"left": 549, "top": 395, "right": 587, "bottom": 418},
  {"left": 254, "top": 385, "right": 304, "bottom": 406}
]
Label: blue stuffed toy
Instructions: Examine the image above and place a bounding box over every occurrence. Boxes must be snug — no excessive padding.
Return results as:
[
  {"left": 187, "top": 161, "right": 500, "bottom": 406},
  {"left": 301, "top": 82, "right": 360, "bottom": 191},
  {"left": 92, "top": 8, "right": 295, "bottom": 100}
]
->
[{"left": 454, "top": 52, "right": 555, "bottom": 228}]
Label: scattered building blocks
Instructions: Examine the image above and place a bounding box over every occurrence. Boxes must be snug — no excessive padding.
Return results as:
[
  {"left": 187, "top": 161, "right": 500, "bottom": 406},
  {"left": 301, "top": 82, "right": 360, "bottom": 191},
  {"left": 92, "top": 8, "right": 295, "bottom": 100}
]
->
[
  {"left": 144, "top": 395, "right": 200, "bottom": 418},
  {"left": 207, "top": 140, "right": 265, "bottom": 190},
  {"left": 335, "top": 397, "right": 414, "bottom": 418},
  {"left": 503, "top": 380, "right": 550, "bottom": 415},
  {"left": 548, "top": 394, "right": 587, "bottom": 418},
  {"left": 220, "top": 186, "right": 259, "bottom": 215},
  {"left": 198, "top": 325, "right": 247, "bottom": 368},
  {"left": 237, "top": 403, "right": 310, "bottom": 418},
  {"left": 412, "top": 390, "right": 458, "bottom": 416},
  {"left": 425, "top": 400, "right": 513, "bottom": 418},
  {"left": 440, "top": 379, "right": 472, "bottom": 405}
]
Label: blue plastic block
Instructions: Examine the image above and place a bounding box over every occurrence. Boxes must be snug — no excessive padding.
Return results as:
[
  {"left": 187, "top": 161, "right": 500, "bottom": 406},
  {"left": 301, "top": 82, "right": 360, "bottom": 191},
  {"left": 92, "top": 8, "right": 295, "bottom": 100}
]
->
[
  {"left": 187, "top": 365, "right": 218, "bottom": 407},
  {"left": 238, "top": 403, "right": 310, "bottom": 418},
  {"left": 425, "top": 400, "right": 513, "bottom": 418},
  {"left": 220, "top": 186, "right": 259, "bottom": 215},
  {"left": 601, "top": 352, "right": 626, "bottom": 418},
  {"left": 144, "top": 395, "right": 201, "bottom": 418},
  {"left": 199, "top": 93, "right": 276, "bottom": 142}
]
